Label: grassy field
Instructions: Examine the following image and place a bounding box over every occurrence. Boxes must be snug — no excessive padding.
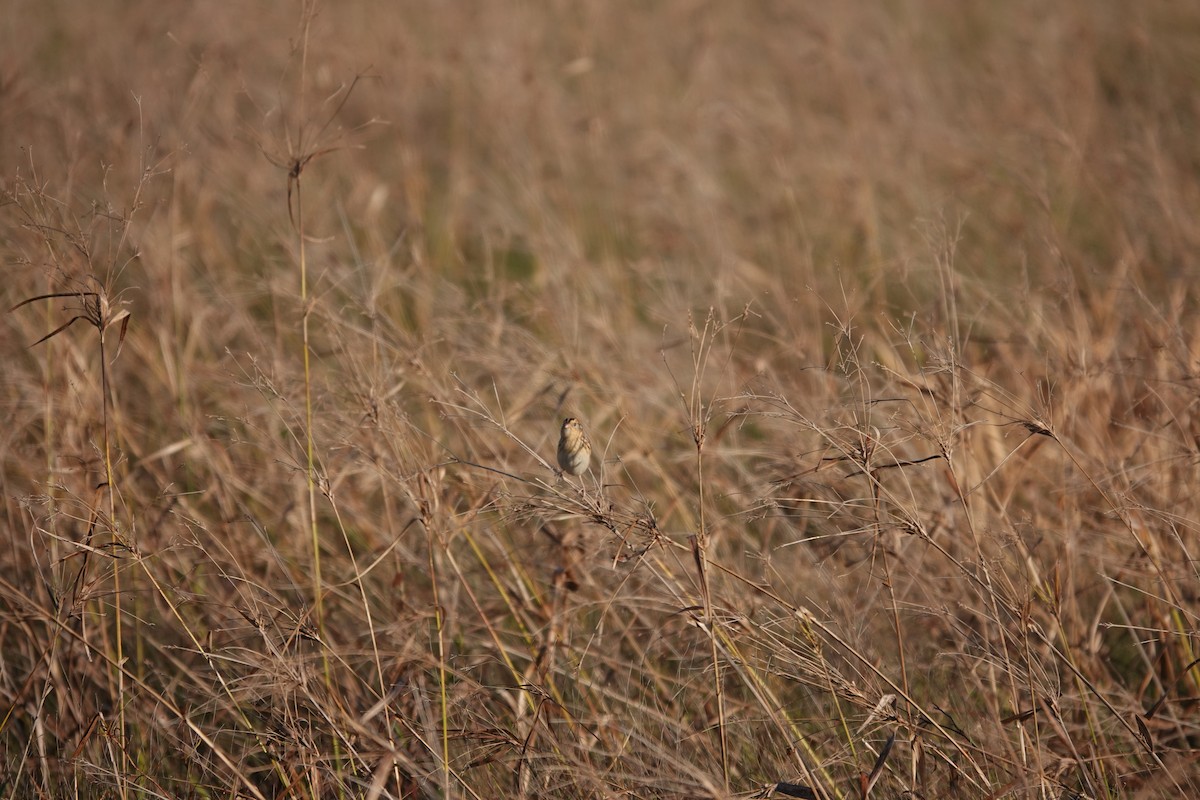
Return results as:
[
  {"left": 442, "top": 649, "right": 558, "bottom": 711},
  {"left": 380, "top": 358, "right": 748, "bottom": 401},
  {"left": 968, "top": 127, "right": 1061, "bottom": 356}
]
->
[{"left": 3, "top": 1, "right": 1200, "bottom": 797}]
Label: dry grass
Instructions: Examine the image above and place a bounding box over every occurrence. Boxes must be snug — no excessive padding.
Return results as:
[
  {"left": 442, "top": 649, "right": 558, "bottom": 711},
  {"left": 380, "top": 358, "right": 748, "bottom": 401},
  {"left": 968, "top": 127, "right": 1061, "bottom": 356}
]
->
[{"left": 3, "top": 1, "right": 1200, "bottom": 798}]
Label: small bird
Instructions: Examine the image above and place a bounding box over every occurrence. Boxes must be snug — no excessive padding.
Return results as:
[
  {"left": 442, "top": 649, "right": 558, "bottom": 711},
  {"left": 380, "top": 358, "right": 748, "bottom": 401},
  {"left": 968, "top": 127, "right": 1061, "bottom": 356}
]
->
[{"left": 556, "top": 417, "right": 592, "bottom": 478}]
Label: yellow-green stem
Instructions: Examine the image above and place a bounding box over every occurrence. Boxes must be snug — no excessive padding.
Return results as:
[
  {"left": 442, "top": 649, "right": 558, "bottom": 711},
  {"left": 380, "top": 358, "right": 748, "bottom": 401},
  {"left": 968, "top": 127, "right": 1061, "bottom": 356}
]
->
[
  {"left": 427, "top": 530, "right": 451, "bottom": 796},
  {"left": 299, "top": 186, "right": 323, "bottom": 632},
  {"left": 99, "top": 327, "right": 127, "bottom": 800},
  {"left": 696, "top": 446, "right": 728, "bottom": 789}
]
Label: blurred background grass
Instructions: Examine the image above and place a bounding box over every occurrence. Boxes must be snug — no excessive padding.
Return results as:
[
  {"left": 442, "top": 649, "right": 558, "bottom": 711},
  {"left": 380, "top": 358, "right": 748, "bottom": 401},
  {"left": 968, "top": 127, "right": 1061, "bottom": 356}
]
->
[{"left": 3, "top": 1, "right": 1199, "bottom": 798}]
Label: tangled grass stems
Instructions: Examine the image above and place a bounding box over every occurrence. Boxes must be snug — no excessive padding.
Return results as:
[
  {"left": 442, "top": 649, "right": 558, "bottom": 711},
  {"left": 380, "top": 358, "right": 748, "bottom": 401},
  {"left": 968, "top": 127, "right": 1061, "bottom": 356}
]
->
[{"left": 5, "top": 2, "right": 1200, "bottom": 797}]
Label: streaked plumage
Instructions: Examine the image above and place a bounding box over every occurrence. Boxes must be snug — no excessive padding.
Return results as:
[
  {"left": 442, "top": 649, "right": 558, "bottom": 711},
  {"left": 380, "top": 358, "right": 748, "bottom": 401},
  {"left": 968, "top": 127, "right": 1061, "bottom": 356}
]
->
[{"left": 556, "top": 417, "right": 592, "bottom": 477}]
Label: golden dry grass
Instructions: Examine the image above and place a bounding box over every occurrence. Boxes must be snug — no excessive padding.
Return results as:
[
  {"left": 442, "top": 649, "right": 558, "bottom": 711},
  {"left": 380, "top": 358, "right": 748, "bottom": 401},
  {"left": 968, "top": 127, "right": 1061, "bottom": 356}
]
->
[{"left": 3, "top": 1, "right": 1200, "bottom": 798}]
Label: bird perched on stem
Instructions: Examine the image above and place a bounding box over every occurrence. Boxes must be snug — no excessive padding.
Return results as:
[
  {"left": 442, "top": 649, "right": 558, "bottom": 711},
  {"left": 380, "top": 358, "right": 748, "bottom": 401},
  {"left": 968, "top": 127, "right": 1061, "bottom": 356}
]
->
[{"left": 557, "top": 417, "right": 592, "bottom": 479}]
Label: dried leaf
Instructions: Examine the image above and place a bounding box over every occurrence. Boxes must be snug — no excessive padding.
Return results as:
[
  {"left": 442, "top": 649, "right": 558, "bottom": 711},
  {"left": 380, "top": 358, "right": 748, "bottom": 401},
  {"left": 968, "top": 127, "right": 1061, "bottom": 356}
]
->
[
  {"left": 112, "top": 309, "right": 132, "bottom": 361},
  {"left": 9, "top": 291, "right": 92, "bottom": 312},
  {"left": 1135, "top": 716, "right": 1154, "bottom": 754},
  {"left": 863, "top": 731, "right": 896, "bottom": 797},
  {"left": 29, "top": 315, "right": 85, "bottom": 347}
]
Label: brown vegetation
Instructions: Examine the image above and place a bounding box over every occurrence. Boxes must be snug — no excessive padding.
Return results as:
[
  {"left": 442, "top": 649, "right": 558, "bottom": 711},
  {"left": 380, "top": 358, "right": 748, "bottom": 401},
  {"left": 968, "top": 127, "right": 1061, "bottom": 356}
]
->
[{"left": 3, "top": 1, "right": 1199, "bottom": 797}]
